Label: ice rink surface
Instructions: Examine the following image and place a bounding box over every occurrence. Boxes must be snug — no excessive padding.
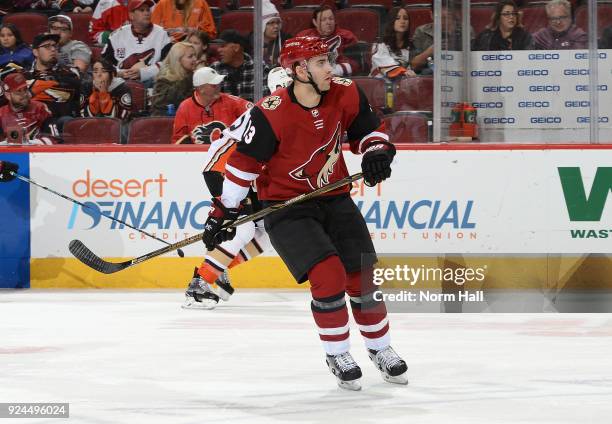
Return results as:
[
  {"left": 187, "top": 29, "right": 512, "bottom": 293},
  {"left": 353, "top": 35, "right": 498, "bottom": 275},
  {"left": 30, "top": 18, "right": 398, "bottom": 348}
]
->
[{"left": 1, "top": 290, "right": 612, "bottom": 424}]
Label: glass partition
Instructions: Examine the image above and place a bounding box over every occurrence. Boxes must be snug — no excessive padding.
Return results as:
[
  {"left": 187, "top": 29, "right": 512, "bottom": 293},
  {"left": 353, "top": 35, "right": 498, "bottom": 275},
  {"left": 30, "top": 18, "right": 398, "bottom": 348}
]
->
[{"left": 248, "top": 0, "right": 608, "bottom": 144}]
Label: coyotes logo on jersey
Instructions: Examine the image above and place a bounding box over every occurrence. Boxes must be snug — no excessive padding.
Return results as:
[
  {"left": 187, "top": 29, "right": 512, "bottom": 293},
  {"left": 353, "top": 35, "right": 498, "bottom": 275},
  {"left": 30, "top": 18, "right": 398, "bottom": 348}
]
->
[{"left": 289, "top": 122, "right": 342, "bottom": 190}]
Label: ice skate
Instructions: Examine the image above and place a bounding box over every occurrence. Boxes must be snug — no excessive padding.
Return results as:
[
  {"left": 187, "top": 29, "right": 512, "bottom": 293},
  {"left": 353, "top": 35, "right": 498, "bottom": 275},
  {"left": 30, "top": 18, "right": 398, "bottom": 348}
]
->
[
  {"left": 368, "top": 346, "right": 408, "bottom": 385},
  {"left": 325, "top": 352, "right": 362, "bottom": 391},
  {"left": 213, "top": 270, "right": 235, "bottom": 302},
  {"left": 182, "top": 269, "right": 220, "bottom": 310}
]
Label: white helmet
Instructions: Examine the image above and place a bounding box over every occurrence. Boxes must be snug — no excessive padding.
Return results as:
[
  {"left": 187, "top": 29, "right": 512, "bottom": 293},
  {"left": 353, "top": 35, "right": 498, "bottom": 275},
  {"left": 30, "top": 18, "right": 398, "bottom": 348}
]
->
[{"left": 267, "top": 67, "right": 293, "bottom": 93}]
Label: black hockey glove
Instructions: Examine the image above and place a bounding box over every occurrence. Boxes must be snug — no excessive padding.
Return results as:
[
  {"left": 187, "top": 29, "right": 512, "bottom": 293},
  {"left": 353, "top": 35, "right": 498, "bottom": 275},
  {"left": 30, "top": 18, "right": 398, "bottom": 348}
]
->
[
  {"left": 202, "top": 197, "right": 240, "bottom": 250},
  {"left": 0, "top": 160, "right": 19, "bottom": 182},
  {"left": 361, "top": 142, "right": 396, "bottom": 187}
]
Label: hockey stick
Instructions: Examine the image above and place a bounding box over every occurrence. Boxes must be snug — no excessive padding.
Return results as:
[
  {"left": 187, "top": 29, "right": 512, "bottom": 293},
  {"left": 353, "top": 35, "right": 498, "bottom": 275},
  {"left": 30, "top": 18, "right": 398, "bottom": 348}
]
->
[
  {"left": 10, "top": 171, "right": 185, "bottom": 257},
  {"left": 68, "top": 172, "right": 364, "bottom": 274}
]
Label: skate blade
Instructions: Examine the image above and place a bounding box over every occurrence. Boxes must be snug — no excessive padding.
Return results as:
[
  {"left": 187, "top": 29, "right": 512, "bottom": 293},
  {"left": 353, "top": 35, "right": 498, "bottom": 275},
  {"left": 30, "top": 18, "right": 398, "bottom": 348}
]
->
[
  {"left": 337, "top": 379, "right": 362, "bottom": 391},
  {"left": 181, "top": 298, "right": 218, "bottom": 310},
  {"left": 382, "top": 372, "right": 408, "bottom": 385}
]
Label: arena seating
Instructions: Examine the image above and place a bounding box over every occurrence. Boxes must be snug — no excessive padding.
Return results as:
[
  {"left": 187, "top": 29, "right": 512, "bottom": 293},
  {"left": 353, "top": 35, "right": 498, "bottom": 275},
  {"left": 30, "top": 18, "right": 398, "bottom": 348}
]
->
[
  {"left": 62, "top": 118, "right": 122, "bottom": 144},
  {"left": 3, "top": 12, "right": 48, "bottom": 45},
  {"left": 393, "top": 77, "right": 433, "bottom": 112},
  {"left": 352, "top": 76, "right": 387, "bottom": 116},
  {"left": 127, "top": 117, "right": 175, "bottom": 144},
  {"left": 384, "top": 111, "right": 431, "bottom": 144},
  {"left": 336, "top": 8, "right": 380, "bottom": 43}
]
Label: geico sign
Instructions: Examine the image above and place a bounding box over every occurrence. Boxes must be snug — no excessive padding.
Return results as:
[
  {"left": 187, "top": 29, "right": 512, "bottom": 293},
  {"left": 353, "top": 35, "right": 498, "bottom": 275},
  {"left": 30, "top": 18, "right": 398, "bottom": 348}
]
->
[
  {"left": 564, "top": 69, "right": 590, "bottom": 76},
  {"left": 577, "top": 116, "right": 610, "bottom": 123},
  {"left": 470, "top": 70, "right": 502, "bottom": 77},
  {"left": 529, "top": 85, "right": 560, "bottom": 92},
  {"left": 517, "top": 69, "right": 549, "bottom": 76},
  {"left": 518, "top": 101, "right": 550, "bottom": 108},
  {"left": 472, "top": 102, "right": 503, "bottom": 109},
  {"left": 565, "top": 101, "right": 590, "bottom": 107},
  {"left": 483, "top": 86, "right": 514, "bottom": 93},
  {"left": 483, "top": 117, "right": 516, "bottom": 124},
  {"left": 530, "top": 117, "right": 562, "bottom": 124},
  {"left": 574, "top": 52, "right": 607, "bottom": 59},
  {"left": 576, "top": 84, "right": 608, "bottom": 91},
  {"left": 481, "top": 54, "right": 513, "bottom": 61},
  {"left": 528, "top": 53, "right": 560, "bottom": 60}
]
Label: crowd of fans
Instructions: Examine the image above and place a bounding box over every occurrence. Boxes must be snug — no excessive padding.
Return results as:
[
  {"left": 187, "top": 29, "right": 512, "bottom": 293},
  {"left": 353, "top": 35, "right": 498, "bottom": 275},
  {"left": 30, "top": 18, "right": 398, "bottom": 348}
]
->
[{"left": 0, "top": 0, "right": 610, "bottom": 144}]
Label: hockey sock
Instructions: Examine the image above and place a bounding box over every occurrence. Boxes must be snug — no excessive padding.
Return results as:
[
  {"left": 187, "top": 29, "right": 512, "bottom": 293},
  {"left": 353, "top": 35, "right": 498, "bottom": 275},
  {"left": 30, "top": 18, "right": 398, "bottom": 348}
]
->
[
  {"left": 346, "top": 270, "right": 390, "bottom": 351},
  {"left": 308, "top": 255, "right": 350, "bottom": 355},
  {"left": 197, "top": 236, "right": 265, "bottom": 284}
]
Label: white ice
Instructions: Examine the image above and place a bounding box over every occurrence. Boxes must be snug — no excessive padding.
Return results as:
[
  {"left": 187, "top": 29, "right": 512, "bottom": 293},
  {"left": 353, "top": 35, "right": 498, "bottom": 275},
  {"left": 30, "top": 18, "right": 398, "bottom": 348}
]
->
[{"left": 1, "top": 290, "right": 611, "bottom": 424}]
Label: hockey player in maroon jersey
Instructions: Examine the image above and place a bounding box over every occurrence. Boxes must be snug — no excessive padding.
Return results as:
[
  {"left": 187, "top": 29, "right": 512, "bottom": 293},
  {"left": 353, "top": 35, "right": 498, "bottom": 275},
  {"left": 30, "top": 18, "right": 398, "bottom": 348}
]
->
[{"left": 201, "top": 36, "right": 407, "bottom": 390}]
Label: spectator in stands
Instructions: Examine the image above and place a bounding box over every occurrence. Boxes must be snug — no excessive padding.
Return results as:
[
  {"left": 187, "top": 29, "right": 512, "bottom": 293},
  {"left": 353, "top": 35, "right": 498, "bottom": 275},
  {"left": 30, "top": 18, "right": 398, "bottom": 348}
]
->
[
  {"left": 211, "top": 30, "right": 269, "bottom": 102},
  {"left": 82, "top": 59, "right": 132, "bottom": 120},
  {"left": 248, "top": 0, "right": 289, "bottom": 67},
  {"left": 370, "top": 6, "right": 416, "bottom": 80},
  {"left": 533, "top": 0, "right": 587, "bottom": 49},
  {"left": 0, "top": 24, "right": 34, "bottom": 69},
  {"left": 152, "top": 0, "right": 217, "bottom": 41},
  {"left": 296, "top": 5, "right": 359, "bottom": 77},
  {"left": 30, "top": 0, "right": 92, "bottom": 13},
  {"left": 473, "top": 1, "right": 533, "bottom": 51},
  {"left": 151, "top": 41, "right": 197, "bottom": 116},
  {"left": 90, "top": 0, "right": 130, "bottom": 45},
  {"left": 601, "top": 25, "right": 612, "bottom": 49},
  {"left": 103, "top": 0, "right": 172, "bottom": 86},
  {"left": 187, "top": 29, "right": 210, "bottom": 67},
  {"left": 0, "top": 72, "right": 58, "bottom": 144},
  {"left": 411, "top": 4, "right": 471, "bottom": 74},
  {"left": 49, "top": 15, "right": 92, "bottom": 74},
  {"left": 25, "top": 33, "right": 81, "bottom": 132},
  {"left": 72, "top": 1, "right": 95, "bottom": 13},
  {"left": 172, "top": 66, "right": 252, "bottom": 144}
]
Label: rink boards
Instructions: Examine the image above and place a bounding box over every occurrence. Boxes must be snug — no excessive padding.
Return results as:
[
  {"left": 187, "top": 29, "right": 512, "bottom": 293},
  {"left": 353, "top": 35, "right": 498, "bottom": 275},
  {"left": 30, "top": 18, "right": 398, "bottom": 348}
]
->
[{"left": 1, "top": 145, "right": 612, "bottom": 289}]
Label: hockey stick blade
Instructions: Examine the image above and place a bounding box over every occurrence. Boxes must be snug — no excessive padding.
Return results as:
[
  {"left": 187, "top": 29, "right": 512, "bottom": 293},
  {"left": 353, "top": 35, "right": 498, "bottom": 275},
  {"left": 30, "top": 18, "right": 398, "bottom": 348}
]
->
[
  {"left": 69, "top": 173, "right": 364, "bottom": 274},
  {"left": 69, "top": 240, "right": 132, "bottom": 274}
]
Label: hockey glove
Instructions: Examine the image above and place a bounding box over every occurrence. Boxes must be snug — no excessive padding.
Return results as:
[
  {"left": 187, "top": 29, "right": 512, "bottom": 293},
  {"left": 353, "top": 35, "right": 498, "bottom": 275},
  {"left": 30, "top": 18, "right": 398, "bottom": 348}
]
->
[
  {"left": 361, "top": 142, "right": 396, "bottom": 187},
  {"left": 0, "top": 161, "right": 18, "bottom": 182},
  {"left": 202, "top": 197, "right": 240, "bottom": 250}
]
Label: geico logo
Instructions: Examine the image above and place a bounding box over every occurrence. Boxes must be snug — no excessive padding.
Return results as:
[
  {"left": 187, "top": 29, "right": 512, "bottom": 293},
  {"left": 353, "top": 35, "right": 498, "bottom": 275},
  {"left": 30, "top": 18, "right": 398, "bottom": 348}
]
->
[
  {"left": 517, "top": 69, "right": 549, "bottom": 76},
  {"left": 528, "top": 53, "right": 560, "bottom": 60},
  {"left": 577, "top": 116, "right": 610, "bottom": 123},
  {"left": 483, "top": 86, "right": 513, "bottom": 92},
  {"left": 441, "top": 85, "right": 454, "bottom": 92},
  {"left": 483, "top": 117, "right": 515, "bottom": 124},
  {"left": 576, "top": 84, "right": 608, "bottom": 91},
  {"left": 472, "top": 102, "right": 503, "bottom": 108},
  {"left": 564, "top": 100, "right": 590, "bottom": 107},
  {"left": 470, "top": 70, "right": 502, "bottom": 77},
  {"left": 575, "top": 52, "right": 607, "bottom": 59},
  {"left": 482, "top": 54, "right": 513, "bottom": 60},
  {"left": 529, "top": 85, "right": 560, "bottom": 92},
  {"left": 564, "top": 69, "right": 590, "bottom": 75},
  {"left": 518, "top": 101, "right": 550, "bottom": 108},
  {"left": 441, "top": 117, "right": 453, "bottom": 123},
  {"left": 442, "top": 70, "right": 464, "bottom": 77},
  {"left": 441, "top": 53, "right": 454, "bottom": 60},
  {"left": 530, "top": 117, "right": 562, "bottom": 124},
  {"left": 441, "top": 101, "right": 459, "bottom": 108}
]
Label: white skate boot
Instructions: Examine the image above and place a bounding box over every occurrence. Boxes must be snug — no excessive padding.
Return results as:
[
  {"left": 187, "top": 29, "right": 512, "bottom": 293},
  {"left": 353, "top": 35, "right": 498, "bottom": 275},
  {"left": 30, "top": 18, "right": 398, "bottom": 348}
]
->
[
  {"left": 182, "top": 268, "right": 220, "bottom": 310},
  {"left": 213, "top": 270, "right": 235, "bottom": 302},
  {"left": 326, "top": 352, "right": 362, "bottom": 391},
  {"left": 368, "top": 346, "right": 408, "bottom": 385}
]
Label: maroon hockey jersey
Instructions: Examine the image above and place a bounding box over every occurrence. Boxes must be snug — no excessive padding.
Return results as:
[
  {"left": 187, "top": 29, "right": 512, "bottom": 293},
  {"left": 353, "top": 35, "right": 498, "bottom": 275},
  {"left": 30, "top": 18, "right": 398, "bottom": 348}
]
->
[{"left": 224, "top": 77, "right": 387, "bottom": 201}]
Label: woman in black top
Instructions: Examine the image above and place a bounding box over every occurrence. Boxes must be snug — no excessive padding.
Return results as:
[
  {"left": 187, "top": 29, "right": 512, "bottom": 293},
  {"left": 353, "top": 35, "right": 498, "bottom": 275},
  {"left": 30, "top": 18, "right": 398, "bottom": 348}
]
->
[{"left": 473, "top": 0, "right": 533, "bottom": 51}]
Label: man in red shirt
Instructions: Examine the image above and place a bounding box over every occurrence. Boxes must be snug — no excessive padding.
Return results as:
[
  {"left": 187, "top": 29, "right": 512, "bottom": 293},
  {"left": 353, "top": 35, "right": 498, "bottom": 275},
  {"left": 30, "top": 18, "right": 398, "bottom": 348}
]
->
[
  {"left": 0, "top": 72, "right": 57, "bottom": 144},
  {"left": 172, "top": 67, "right": 252, "bottom": 145},
  {"left": 200, "top": 37, "right": 406, "bottom": 390},
  {"left": 296, "top": 5, "right": 359, "bottom": 77}
]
